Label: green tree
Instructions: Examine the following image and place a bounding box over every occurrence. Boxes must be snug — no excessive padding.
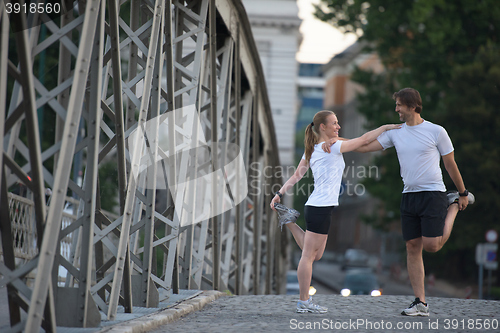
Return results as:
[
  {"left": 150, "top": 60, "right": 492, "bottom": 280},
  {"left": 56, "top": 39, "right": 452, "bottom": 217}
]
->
[{"left": 315, "top": 0, "right": 500, "bottom": 281}]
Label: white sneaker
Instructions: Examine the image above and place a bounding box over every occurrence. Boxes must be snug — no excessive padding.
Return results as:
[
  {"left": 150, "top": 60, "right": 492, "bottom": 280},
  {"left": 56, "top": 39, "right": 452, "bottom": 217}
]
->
[
  {"left": 446, "top": 191, "right": 475, "bottom": 206},
  {"left": 401, "top": 298, "right": 429, "bottom": 316},
  {"left": 296, "top": 297, "right": 327, "bottom": 314}
]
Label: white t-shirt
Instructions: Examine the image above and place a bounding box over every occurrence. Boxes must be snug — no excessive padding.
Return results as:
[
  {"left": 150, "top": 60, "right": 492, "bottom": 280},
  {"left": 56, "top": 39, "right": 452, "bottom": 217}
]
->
[
  {"left": 376, "top": 120, "right": 454, "bottom": 193},
  {"left": 301, "top": 141, "right": 345, "bottom": 206}
]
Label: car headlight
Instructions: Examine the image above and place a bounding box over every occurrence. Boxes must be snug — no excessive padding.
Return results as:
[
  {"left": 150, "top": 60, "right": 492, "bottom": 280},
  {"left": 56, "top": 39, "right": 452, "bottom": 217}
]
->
[
  {"left": 340, "top": 288, "right": 351, "bottom": 297},
  {"left": 371, "top": 290, "right": 381, "bottom": 297}
]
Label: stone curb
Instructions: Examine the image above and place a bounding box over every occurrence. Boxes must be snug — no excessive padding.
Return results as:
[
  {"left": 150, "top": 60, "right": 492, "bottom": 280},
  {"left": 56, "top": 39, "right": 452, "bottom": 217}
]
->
[{"left": 98, "top": 290, "right": 226, "bottom": 333}]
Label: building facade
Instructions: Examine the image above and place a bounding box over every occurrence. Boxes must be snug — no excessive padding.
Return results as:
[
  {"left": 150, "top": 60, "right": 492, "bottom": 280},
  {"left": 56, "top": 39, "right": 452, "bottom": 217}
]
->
[
  {"left": 242, "top": 0, "right": 302, "bottom": 172},
  {"left": 296, "top": 63, "right": 325, "bottom": 132}
]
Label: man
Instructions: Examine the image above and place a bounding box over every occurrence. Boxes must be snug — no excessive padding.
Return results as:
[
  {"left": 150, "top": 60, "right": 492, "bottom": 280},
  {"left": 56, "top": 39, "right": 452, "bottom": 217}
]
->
[{"left": 334, "top": 88, "right": 474, "bottom": 316}]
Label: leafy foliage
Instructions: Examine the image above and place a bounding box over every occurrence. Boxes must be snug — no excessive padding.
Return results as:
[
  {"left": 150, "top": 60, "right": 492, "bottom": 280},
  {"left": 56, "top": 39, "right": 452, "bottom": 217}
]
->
[{"left": 315, "top": 0, "right": 500, "bottom": 280}]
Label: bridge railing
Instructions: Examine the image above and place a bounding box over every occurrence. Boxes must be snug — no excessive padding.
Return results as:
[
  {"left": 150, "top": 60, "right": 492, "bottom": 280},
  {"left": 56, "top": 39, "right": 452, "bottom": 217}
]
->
[{"left": 0, "top": 0, "right": 288, "bottom": 331}]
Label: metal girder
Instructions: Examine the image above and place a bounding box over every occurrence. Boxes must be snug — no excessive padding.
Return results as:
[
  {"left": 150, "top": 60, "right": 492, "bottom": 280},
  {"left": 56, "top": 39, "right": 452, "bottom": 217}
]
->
[
  {"left": 208, "top": 0, "right": 219, "bottom": 291},
  {"left": 26, "top": 0, "right": 103, "bottom": 329},
  {"left": 0, "top": 0, "right": 288, "bottom": 331},
  {"left": 0, "top": 5, "right": 7, "bottom": 191}
]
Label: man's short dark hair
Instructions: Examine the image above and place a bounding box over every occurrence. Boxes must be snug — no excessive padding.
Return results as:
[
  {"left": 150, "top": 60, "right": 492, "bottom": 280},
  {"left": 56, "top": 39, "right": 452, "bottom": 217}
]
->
[{"left": 393, "top": 88, "right": 422, "bottom": 113}]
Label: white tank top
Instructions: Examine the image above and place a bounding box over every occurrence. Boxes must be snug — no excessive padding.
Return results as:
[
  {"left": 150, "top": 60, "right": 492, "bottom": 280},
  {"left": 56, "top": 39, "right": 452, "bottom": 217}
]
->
[{"left": 302, "top": 141, "right": 345, "bottom": 206}]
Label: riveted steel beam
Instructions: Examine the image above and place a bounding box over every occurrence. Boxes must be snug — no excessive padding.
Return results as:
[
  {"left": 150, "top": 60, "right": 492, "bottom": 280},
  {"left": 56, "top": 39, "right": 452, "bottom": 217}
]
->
[{"left": 1, "top": 1, "right": 286, "bottom": 331}]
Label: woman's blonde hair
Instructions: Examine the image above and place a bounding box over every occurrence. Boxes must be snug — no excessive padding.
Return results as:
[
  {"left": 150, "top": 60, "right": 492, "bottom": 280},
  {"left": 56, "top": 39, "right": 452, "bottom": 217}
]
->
[{"left": 304, "top": 110, "right": 335, "bottom": 164}]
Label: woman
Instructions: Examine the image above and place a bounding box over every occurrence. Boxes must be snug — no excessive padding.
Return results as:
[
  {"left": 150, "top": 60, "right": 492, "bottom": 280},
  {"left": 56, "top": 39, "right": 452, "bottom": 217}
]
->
[{"left": 270, "top": 110, "right": 400, "bottom": 313}]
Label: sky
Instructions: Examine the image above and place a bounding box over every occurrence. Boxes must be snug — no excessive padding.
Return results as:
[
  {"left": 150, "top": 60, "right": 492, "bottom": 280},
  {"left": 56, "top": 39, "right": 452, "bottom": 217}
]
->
[{"left": 296, "top": 0, "right": 358, "bottom": 64}]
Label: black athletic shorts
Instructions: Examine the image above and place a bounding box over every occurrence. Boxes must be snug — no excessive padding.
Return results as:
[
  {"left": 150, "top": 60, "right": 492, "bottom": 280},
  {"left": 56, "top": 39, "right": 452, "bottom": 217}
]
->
[
  {"left": 400, "top": 191, "right": 448, "bottom": 241},
  {"left": 304, "top": 205, "right": 335, "bottom": 235}
]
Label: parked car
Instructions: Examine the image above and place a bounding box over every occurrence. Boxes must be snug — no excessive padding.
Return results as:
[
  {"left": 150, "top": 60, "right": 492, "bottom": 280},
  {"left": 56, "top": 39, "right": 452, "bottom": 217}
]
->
[
  {"left": 341, "top": 249, "right": 369, "bottom": 270},
  {"left": 340, "top": 268, "right": 382, "bottom": 297}
]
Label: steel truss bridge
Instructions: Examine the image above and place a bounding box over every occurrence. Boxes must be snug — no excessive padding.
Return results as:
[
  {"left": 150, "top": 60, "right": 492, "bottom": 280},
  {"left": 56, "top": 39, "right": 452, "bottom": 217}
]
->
[{"left": 0, "top": 0, "right": 287, "bottom": 331}]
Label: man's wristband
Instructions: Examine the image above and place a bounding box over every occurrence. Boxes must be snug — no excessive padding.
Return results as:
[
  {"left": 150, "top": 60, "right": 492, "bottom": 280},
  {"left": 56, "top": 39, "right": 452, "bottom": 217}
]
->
[
  {"left": 275, "top": 191, "right": 283, "bottom": 199},
  {"left": 459, "top": 190, "right": 469, "bottom": 197}
]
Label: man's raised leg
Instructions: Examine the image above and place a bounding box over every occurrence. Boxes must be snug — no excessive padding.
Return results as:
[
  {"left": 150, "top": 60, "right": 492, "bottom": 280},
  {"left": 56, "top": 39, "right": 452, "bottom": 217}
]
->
[
  {"left": 440, "top": 204, "right": 459, "bottom": 248},
  {"left": 423, "top": 202, "right": 460, "bottom": 253},
  {"left": 436, "top": 190, "right": 476, "bottom": 250}
]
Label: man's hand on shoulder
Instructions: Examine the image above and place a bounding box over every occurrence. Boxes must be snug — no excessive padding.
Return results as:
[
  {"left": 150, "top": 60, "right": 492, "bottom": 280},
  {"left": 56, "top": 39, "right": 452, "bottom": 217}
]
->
[{"left": 321, "top": 137, "right": 347, "bottom": 153}]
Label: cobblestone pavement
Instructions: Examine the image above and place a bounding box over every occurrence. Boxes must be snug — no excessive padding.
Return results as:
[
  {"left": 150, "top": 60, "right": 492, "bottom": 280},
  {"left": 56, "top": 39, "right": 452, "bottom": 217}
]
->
[
  {"left": 151, "top": 294, "right": 500, "bottom": 333},
  {"left": 2, "top": 285, "right": 499, "bottom": 332}
]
